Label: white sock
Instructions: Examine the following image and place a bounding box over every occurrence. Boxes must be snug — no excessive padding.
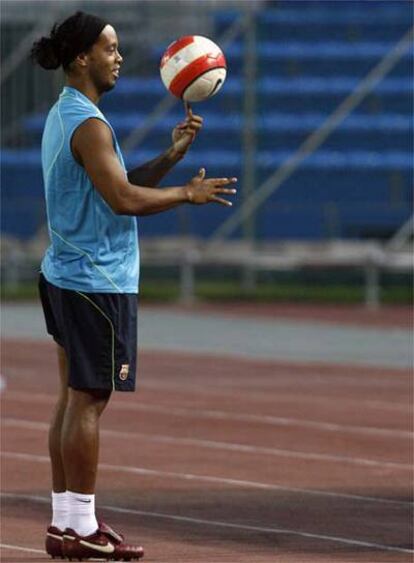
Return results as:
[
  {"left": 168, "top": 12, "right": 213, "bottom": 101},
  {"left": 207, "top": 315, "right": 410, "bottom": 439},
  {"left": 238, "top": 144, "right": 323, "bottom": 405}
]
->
[
  {"left": 51, "top": 491, "right": 69, "bottom": 531},
  {"left": 67, "top": 490, "right": 98, "bottom": 537}
]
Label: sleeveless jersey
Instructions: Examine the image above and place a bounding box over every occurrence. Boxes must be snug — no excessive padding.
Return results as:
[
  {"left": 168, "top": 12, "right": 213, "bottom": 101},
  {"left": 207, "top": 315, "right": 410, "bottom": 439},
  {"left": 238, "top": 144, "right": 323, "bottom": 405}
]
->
[{"left": 41, "top": 86, "right": 139, "bottom": 293}]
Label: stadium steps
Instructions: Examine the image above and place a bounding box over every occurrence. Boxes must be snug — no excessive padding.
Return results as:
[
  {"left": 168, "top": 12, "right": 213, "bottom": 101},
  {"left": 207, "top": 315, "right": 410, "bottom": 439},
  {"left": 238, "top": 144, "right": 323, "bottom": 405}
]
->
[
  {"left": 215, "top": 6, "right": 412, "bottom": 42},
  {"left": 98, "top": 76, "right": 413, "bottom": 115},
  {"left": 168, "top": 40, "right": 413, "bottom": 58},
  {"left": 3, "top": 154, "right": 412, "bottom": 242},
  {"left": 22, "top": 109, "right": 413, "bottom": 154},
  {"left": 3, "top": 147, "right": 413, "bottom": 172},
  {"left": 2, "top": 149, "right": 411, "bottom": 207},
  {"left": 153, "top": 41, "right": 413, "bottom": 76}
]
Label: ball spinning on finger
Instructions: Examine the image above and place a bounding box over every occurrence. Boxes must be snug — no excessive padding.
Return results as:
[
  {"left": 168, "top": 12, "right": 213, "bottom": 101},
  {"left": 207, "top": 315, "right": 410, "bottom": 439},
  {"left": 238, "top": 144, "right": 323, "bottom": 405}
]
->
[{"left": 160, "top": 35, "right": 227, "bottom": 103}]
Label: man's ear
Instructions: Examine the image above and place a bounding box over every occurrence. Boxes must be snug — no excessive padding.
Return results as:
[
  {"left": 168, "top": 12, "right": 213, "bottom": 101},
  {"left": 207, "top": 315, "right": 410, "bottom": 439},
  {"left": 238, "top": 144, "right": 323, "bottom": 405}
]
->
[{"left": 75, "top": 52, "right": 88, "bottom": 68}]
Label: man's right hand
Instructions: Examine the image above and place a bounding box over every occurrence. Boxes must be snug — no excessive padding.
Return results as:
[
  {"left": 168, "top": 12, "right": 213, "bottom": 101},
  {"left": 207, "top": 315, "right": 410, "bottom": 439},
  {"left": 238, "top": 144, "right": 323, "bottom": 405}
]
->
[{"left": 185, "top": 168, "right": 237, "bottom": 207}]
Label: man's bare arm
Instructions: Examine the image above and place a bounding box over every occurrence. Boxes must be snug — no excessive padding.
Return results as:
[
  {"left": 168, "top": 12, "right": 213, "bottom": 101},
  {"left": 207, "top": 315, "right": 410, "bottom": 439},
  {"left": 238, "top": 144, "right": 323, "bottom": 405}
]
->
[
  {"left": 126, "top": 147, "right": 182, "bottom": 187},
  {"left": 127, "top": 104, "right": 203, "bottom": 187},
  {"left": 72, "top": 118, "right": 236, "bottom": 216}
]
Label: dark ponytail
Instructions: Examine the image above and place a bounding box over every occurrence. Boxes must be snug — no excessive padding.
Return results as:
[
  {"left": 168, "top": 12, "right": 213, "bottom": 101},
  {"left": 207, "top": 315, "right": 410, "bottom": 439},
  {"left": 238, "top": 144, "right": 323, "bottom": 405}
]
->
[{"left": 30, "top": 24, "right": 61, "bottom": 69}]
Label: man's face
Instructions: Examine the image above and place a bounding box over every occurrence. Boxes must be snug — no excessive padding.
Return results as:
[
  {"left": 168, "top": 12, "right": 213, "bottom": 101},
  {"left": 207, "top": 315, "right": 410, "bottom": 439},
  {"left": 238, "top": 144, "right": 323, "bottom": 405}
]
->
[{"left": 87, "top": 25, "right": 123, "bottom": 93}]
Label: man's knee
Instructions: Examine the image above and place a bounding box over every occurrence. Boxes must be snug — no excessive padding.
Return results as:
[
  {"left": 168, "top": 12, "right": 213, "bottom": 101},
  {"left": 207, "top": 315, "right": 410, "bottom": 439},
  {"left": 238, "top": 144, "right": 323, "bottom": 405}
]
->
[{"left": 67, "top": 388, "right": 111, "bottom": 417}]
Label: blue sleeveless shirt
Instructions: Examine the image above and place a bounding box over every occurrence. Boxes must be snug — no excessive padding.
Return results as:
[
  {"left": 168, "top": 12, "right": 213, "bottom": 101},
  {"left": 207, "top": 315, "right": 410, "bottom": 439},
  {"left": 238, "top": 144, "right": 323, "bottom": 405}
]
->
[{"left": 41, "top": 86, "right": 139, "bottom": 293}]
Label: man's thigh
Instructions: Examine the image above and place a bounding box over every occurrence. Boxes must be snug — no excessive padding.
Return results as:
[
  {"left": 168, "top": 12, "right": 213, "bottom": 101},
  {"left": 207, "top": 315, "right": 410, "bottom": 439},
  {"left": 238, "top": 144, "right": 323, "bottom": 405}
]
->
[{"left": 39, "top": 274, "right": 138, "bottom": 392}]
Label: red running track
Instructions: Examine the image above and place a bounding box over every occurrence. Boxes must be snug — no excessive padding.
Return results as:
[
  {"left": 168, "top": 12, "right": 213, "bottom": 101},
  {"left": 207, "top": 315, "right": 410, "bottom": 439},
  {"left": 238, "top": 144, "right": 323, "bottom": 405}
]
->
[{"left": 1, "top": 334, "right": 413, "bottom": 562}]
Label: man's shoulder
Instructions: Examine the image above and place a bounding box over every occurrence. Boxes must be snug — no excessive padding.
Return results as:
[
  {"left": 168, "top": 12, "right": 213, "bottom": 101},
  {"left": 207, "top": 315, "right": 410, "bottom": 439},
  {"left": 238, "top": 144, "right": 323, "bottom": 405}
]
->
[
  {"left": 55, "top": 100, "right": 110, "bottom": 138},
  {"left": 59, "top": 95, "right": 101, "bottom": 118}
]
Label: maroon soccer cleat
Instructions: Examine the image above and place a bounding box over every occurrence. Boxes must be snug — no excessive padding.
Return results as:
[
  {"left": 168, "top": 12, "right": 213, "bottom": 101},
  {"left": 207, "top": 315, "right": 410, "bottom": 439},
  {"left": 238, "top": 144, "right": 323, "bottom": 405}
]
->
[
  {"left": 45, "top": 526, "right": 65, "bottom": 559},
  {"left": 62, "top": 521, "right": 144, "bottom": 561}
]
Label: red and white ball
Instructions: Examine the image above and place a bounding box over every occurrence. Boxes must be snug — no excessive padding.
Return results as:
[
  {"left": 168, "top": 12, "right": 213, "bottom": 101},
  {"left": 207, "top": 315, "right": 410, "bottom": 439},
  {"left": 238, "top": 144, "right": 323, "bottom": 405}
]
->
[{"left": 160, "top": 35, "right": 227, "bottom": 103}]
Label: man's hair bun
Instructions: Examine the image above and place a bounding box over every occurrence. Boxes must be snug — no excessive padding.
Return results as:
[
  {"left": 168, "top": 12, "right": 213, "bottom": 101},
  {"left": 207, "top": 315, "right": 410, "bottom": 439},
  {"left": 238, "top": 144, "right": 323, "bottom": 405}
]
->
[{"left": 30, "top": 26, "right": 61, "bottom": 70}]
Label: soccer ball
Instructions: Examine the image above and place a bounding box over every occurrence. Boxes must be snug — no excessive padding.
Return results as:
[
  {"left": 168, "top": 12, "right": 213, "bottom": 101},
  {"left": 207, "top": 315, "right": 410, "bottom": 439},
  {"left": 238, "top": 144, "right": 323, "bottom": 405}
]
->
[{"left": 160, "top": 35, "right": 227, "bottom": 103}]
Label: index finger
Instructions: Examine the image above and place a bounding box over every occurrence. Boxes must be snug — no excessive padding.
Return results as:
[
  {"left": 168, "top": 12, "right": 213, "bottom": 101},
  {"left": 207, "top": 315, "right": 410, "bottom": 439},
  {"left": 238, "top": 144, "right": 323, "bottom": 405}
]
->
[
  {"left": 207, "top": 177, "right": 238, "bottom": 186},
  {"left": 184, "top": 101, "right": 193, "bottom": 117}
]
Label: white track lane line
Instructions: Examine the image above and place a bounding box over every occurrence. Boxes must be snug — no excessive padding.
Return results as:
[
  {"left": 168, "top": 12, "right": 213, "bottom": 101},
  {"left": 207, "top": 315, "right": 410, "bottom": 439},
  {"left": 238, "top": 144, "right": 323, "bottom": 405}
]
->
[
  {"left": 116, "top": 403, "right": 413, "bottom": 441},
  {"left": 1, "top": 451, "right": 412, "bottom": 507},
  {"left": 4, "top": 365, "right": 412, "bottom": 408},
  {"left": 2, "top": 493, "right": 413, "bottom": 555},
  {"left": 141, "top": 378, "right": 411, "bottom": 411},
  {"left": 0, "top": 542, "right": 44, "bottom": 554},
  {"left": 2, "top": 417, "right": 411, "bottom": 471},
  {"left": 3, "top": 390, "right": 412, "bottom": 439}
]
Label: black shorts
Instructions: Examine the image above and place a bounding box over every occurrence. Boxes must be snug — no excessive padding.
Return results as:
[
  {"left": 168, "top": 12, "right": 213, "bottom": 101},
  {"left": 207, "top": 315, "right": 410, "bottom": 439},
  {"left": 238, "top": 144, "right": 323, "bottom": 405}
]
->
[{"left": 38, "top": 274, "right": 137, "bottom": 392}]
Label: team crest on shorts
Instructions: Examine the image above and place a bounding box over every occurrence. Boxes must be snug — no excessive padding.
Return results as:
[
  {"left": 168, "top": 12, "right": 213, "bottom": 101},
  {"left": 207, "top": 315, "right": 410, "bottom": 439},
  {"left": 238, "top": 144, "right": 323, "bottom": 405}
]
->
[{"left": 119, "top": 364, "right": 129, "bottom": 381}]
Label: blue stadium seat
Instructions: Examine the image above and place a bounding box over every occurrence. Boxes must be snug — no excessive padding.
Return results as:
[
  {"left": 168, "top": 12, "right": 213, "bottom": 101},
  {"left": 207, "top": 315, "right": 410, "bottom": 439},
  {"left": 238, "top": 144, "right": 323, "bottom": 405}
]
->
[
  {"left": 99, "top": 76, "right": 412, "bottom": 115},
  {"left": 215, "top": 6, "right": 412, "bottom": 42},
  {"left": 154, "top": 41, "right": 413, "bottom": 77}
]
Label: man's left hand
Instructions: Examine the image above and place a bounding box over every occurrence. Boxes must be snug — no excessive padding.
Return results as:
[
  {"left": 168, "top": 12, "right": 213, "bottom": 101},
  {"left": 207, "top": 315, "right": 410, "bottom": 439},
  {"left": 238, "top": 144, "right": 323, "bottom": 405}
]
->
[{"left": 171, "top": 102, "right": 203, "bottom": 158}]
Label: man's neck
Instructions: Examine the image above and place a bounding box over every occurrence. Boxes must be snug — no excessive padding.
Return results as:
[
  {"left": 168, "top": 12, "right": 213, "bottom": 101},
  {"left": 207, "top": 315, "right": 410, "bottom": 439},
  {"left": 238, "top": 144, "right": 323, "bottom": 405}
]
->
[{"left": 66, "top": 78, "right": 100, "bottom": 105}]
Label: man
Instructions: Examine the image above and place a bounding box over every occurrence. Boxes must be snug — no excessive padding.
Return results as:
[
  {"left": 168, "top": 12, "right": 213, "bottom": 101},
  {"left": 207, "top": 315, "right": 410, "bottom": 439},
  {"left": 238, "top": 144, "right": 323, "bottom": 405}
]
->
[{"left": 31, "top": 11, "right": 236, "bottom": 561}]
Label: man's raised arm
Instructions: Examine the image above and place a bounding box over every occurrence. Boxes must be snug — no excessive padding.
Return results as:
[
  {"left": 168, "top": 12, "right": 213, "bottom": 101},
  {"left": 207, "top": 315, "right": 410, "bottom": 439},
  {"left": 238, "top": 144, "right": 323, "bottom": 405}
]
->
[{"left": 127, "top": 103, "right": 203, "bottom": 187}]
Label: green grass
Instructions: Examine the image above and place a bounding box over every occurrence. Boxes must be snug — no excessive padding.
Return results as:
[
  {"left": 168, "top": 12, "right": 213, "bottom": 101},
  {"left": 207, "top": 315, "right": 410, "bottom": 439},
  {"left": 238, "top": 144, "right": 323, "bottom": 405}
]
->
[
  {"left": 1, "top": 283, "right": 40, "bottom": 301},
  {"left": 2, "top": 279, "right": 412, "bottom": 305},
  {"left": 195, "top": 281, "right": 412, "bottom": 304}
]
